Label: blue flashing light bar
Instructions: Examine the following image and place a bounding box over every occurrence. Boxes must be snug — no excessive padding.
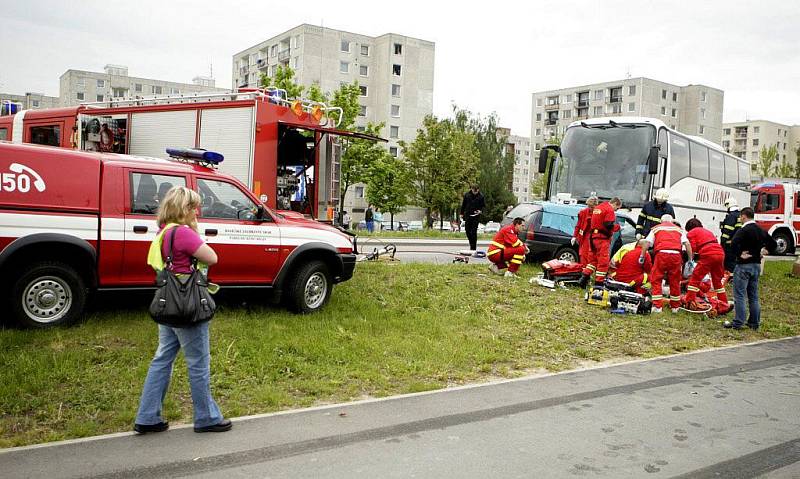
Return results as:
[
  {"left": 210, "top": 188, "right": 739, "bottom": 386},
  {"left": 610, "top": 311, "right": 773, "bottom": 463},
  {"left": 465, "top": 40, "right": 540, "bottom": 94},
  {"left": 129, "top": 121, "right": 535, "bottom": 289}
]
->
[{"left": 165, "top": 147, "right": 224, "bottom": 165}]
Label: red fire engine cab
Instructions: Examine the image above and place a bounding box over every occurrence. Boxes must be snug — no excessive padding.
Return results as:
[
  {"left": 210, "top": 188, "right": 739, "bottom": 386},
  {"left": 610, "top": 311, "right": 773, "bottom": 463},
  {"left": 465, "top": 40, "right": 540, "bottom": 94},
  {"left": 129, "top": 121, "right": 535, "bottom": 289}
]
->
[
  {"left": 0, "top": 88, "right": 380, "bottom": 220},
  {"left": 751, "top": 181, "right": 800, "bottom": 255},
  {"left": 0, "top": 141, "right": 358, "bottom": 328}
]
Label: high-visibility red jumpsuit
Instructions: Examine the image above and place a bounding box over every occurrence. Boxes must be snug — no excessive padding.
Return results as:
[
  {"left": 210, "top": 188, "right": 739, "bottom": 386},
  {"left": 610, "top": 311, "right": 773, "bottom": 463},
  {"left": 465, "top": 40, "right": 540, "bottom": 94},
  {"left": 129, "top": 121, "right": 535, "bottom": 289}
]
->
[
  {"left": 610, "top": 242, "right": 652, "bottom": 294},
  {"left": 647, "top": 221, "right": 685, "bottom": 309},
  {"left": 487, "top": 224, "right": 526, "bottom": 273},
  {"left": 581, "top": 201, "right": 619, "bottom": 285},
  {"left": 573, "top": 206, "right": 593, "bottom": 266},
  {"left": 685, "top": 226, "right": 728, "bottom": 307}
]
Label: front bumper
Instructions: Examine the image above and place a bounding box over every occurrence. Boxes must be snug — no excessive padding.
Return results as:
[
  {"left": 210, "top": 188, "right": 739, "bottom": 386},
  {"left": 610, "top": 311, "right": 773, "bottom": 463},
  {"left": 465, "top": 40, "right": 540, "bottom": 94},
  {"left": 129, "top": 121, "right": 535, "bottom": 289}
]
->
[{"left": 337, "top": 253, "right": 357, "bottom": 282}]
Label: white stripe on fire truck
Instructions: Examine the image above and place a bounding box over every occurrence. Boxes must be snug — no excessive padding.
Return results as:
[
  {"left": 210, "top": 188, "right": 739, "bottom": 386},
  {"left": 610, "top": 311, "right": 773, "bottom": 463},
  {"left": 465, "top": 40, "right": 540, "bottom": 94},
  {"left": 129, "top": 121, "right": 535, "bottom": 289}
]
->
[{"left": 0, "top": 212, "right": 96, "bottom": 241}]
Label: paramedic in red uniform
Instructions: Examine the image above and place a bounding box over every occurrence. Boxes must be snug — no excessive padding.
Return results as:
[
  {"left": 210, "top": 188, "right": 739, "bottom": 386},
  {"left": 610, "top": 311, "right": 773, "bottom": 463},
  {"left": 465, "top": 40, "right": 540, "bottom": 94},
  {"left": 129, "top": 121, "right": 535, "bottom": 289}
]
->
[
  {"left": 578, "top": 197, "right": 622, "bottom": 288},
  {"left": 572, "top": 195, "right": 599, "bottom": 266},
  {"left": 487, "top": 218, "right": 528, "bottom": 278},
  {"left": 641, "top": 214, "right": 693, "bottom": 313},
  {"left": 610, "top": 241, "right": 652, "bottom": 294},
  {"left": 684, "top": 218, "right": 730, "bottom": 314}
]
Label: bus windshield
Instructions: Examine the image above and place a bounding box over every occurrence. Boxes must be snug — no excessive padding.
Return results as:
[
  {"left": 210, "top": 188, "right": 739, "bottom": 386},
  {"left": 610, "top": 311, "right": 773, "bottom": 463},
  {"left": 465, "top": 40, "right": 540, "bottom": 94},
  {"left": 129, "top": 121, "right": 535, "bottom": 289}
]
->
[{"left": 552, "top": 124, "right": 655, "bottom": 208}]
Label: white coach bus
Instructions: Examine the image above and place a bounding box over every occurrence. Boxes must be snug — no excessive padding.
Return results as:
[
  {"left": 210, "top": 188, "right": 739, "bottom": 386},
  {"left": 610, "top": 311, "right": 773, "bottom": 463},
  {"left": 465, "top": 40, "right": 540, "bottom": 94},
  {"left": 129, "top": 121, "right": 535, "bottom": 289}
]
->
[{"left": 538, "top": 117, "right": 751, "bottom": 236}]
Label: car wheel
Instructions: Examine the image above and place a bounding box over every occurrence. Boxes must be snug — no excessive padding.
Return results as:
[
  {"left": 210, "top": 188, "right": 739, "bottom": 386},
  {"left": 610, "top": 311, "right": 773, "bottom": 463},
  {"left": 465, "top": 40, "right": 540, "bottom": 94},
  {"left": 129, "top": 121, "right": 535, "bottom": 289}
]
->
[
  {"left": 772, "top": 231, "right": 792, "bottom": 255},
  {"left": 286, "top": 260, "right": 332, "bottom": 314},
  {"left": 555, "top": 247, "right": 579, "bottom": 263},
  {"left": 10, "top": 261, "right": 87, "bottom": 328}
]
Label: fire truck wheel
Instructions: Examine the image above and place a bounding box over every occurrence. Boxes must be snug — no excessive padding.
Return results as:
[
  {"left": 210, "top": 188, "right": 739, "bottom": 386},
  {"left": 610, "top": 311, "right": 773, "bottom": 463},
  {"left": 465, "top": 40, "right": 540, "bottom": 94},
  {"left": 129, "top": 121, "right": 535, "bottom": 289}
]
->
[
  {"left": 772, "top": 231, "right": 792, "bottom": 255},
  {"left": 286, "top": 260, "right": 332, "bottom": 314},
  {"left": 10, "top": 262, "right": 87, "bottom": 328}
]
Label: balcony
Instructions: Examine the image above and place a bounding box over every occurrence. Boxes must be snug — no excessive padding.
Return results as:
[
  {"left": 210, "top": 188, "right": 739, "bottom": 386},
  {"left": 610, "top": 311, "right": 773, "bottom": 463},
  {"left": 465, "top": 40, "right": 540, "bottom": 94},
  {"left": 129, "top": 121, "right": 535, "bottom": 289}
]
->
[
  {"left": 577, "top": 99, "right": 589, "bottom": 108},
  {"left": 278, "top": 49, "right": 291, "bottom": 61},
  {"left": 734, "top": 132, "right": 748, "bottom": 139},
  {"left": 544, "top": 102, "right": 559, "bottom": 111},
  {"left": 256, "top": 58, "right": 268, "bottom": 69},
  {"left": 575, "top": 114, "right": 589, "bottom": 120},
  {"left": 545, "top": 119, "right": 558, "bottom": 126},
  {"left": 608, "top": 96, "right": 622, "bottom": 103}
]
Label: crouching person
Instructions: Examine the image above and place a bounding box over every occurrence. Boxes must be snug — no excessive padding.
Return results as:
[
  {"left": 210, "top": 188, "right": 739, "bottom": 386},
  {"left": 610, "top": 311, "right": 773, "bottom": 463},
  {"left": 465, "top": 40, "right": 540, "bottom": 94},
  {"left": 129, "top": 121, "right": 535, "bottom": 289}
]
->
[
  {"left": 641, "top": 214, "right": 692, "bottom": 313},
  {"left": 610, "top": 241, "right": 652, "bottom": 294},
  {"left": 684, "top": 218, "right": 730, "bottom": 314},
  {"left": 487, "top": 217, "right": 528, "bottom": 278}
]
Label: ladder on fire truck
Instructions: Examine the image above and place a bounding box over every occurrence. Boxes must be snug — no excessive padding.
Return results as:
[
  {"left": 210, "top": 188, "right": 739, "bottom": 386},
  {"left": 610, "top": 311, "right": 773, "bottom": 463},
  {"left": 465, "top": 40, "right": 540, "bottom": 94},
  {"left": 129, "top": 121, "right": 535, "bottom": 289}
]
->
[{"left": 79, "top": 88, "right": 343, "bottom": 127}]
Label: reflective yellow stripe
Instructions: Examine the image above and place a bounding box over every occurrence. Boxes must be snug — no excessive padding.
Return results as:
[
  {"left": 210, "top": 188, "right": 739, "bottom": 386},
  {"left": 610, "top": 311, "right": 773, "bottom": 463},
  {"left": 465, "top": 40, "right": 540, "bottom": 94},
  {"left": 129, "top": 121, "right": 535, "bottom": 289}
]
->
[
  {"left": 723, "top": 225, "right": 735, "bottom": 230},
  {"left": 687, "top": 286, "right": 700, "bottom": 292},
  {"left": 652, "top": 295, "right": 663, "bottom": 300},
  {"left": 721, "top": 233, "right": 730, "bottom": 239},
  {"left": 636, "top": 224, "right": 643, "bottom": 230},
  {"left": 646, "top": 215, "right": 661, "bottom": 222},
  {"left": 491, "top": 241, "right": 505, "bottom": 249},
  {"left": 512, "top": 240, "right": 522, "bottom": 247},
  {"left": 512, "top": 255, "right": 525, "bottom": 259},
  {"left": 510, "top": 259, "right": 523, "bottom": 265},
  {"left": 669, "top": 296, "right": 681, "bottom": 300},
  {"left": 586, "top": 265, "right": 596, "bottom": 271},
  {"left": 487, "top": 249, "right": 502, "bottom": 256},
  {"left": 642, "top": 273, "right": 648, "bottom": 283},
  {"left": 715, "top": 288, "right": 726, "bottom": 293}
]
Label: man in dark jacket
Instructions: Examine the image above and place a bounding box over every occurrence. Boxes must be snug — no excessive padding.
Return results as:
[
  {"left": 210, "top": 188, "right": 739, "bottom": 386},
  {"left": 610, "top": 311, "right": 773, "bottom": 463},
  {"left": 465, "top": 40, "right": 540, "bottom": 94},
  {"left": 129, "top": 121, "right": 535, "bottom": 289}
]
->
[
  {"left": 636, "top": 188, "right": 675, "bottom": 239},
  {"left": 725, "top": 207, "right": 777, "bottom": 330},
  {"left": 461, "top": 185, "right": 485, "bottom": 250},
  {"left": 719, "top": 197, "right": 742, "bottom": 273}
]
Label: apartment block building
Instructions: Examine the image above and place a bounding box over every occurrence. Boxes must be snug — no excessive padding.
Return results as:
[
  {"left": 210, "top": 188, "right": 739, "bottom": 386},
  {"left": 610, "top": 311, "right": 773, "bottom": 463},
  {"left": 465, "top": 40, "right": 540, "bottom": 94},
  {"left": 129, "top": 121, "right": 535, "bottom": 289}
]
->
[
  {"left": 721, "top": 120, "right": 800, "bottom": 172},
  {"left": 0, "top": 91, "right": 59, "bottom": 111},
  {"left": 530, "top": 77, "right": 724, "bottom": 153},
  {"left": 505, "top": 132, "right": 534, "bottom": 203},
  {"left": 233, "top": 24, "right": 435, "bottom": 222},
  {"left": 59, "top": 65, "right": 225, "bottom": 107}
]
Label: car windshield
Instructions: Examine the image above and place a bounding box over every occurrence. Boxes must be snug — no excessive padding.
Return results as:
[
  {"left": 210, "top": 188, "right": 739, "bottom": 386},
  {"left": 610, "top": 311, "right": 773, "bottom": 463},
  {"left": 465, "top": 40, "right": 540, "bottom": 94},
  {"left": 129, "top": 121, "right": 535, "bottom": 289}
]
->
[
  {"left": 507, "top": 203, "right": 538, "bottom": 219},
  {"left": 552, "top": 124, "right": 655, "bottom": 208}
]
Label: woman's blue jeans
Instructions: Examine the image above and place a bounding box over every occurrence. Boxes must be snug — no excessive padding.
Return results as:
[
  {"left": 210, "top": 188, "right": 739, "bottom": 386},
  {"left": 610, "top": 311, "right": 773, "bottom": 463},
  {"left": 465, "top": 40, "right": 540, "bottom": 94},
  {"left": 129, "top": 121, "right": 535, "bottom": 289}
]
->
[{"left": 135, "top": 322, "right": 223, "bottom": 428}]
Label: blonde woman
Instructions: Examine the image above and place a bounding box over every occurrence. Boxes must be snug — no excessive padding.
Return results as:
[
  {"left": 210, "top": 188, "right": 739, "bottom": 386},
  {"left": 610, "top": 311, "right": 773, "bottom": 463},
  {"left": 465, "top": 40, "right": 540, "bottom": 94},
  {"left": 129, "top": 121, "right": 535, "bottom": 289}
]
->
[{"left": 134, "top": 186, "right": 232, "bottom": 434}]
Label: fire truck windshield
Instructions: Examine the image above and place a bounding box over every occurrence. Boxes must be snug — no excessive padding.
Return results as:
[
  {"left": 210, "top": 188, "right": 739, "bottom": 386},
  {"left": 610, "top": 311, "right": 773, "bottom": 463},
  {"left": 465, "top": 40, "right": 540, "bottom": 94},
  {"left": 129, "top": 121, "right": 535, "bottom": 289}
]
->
[{"left": 552, "top": 124, "right": 655, "bottom": 208}]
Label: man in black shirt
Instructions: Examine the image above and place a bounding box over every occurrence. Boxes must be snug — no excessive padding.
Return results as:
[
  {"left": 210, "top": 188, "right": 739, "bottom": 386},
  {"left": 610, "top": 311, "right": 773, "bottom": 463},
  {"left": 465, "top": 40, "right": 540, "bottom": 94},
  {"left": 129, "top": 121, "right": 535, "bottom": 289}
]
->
[
  {"left": 460, "top": 185, "right": 485, "bottom": 250},
  {"left": 725, "top": 207, "right": 777, "bottom": 330},
  {"left": 719, "top": 197, "right": 742, "bottom": 273}
]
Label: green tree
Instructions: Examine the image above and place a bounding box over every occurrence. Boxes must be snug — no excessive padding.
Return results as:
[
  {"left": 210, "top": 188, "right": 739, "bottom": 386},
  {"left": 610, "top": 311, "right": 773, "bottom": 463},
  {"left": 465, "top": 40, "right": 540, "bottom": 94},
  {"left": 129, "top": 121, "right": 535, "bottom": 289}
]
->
[
  {"left": 774, "top": 158, "right": 794, "bottom": 178},
  {"left": 366, "top": 154, "right": 412, "bottom": 230},
  {"left": 401, "top": 115, "right": 479, "bottom": 227},
  {"left": 259, "top": 65, "right": 303, "bottom": 99},
  {"left": 328, "top": 81, "right": 361, "bottom": 130},
  {"left": 756, "top": 144, "right": 778, "bottom": 179},
  {"left": 452, "top": 107, "right": 516, "bottom": 223},
  {"left": 794, "top": 144, "right": 800, "bottom": 180},
  {"left": 339, "top": 122, "right": 386, "bottom": 219},
  {"left": 306, "top": 82, "right": 328, "bottom": 103}
]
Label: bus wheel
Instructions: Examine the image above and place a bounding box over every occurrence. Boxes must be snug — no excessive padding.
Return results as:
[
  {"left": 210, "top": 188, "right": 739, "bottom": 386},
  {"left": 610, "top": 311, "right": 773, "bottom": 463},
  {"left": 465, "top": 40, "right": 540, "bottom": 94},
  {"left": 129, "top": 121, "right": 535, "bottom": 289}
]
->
[{"left": 773, "top": 231, "right": 792, "bottom": 255}]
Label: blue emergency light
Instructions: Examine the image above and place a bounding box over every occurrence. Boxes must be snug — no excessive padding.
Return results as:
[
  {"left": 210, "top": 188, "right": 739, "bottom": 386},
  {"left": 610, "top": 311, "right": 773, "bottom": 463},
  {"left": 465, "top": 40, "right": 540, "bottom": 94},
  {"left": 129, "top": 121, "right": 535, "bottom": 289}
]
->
[{"left": 165, "top": 147, "right": 224, "bottom": 165}]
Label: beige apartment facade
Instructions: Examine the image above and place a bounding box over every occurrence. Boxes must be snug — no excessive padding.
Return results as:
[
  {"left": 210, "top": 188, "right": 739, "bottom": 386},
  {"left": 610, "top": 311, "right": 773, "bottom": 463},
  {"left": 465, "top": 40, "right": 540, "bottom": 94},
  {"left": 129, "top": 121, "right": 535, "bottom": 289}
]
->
[
  {"left": 721, "top": 120, "right": 800, "bottom": 174},
  {"left": 0, "top": 92, "right": 59, "bottom": 111},
  {"left": 531, "top": 77, "right": 724, "bottom": 153},
  {"left": 59, "top": 65, "right": 225, "bottom": 107},
  {"left": 507, "top": 133, "right": 534, "bottom": 203},
  {"left": 234, "top": 24, "right": 435, "bottom": 223}
]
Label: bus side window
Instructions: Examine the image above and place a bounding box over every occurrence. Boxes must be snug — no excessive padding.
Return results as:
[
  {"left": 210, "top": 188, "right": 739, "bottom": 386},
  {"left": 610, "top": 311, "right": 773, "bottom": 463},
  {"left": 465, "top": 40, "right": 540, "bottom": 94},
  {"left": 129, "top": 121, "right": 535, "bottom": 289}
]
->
[
  {"left": 709, "top": 150, "right": 724, "bottom": 184},
  {"left": 669, "top": 134, "right": 689, "bottom": 186},
  {"left": 689, "top": 141, "right": 709, "bottom": 181},
  {"left": 724, "top": 154, "right": 738, "bottom": 186},
  {"left": 738, "top": 160, "right": 750, "bottom": 187}
]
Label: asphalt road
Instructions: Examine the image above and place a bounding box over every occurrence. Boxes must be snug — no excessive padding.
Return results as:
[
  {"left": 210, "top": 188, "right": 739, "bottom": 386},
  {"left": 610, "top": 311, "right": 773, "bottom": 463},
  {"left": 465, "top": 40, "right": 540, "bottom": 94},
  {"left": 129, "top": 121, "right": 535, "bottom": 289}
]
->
[{"left": 3, "top": 337, "right": 799, "bottom": 478}]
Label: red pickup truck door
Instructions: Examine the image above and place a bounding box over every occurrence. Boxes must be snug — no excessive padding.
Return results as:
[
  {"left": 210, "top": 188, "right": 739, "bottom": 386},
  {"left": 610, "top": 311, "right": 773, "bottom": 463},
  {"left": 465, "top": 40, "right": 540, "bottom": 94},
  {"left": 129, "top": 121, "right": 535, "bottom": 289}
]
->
[{"left": 194, "top": 176, "right": 281, "bottom": 283}]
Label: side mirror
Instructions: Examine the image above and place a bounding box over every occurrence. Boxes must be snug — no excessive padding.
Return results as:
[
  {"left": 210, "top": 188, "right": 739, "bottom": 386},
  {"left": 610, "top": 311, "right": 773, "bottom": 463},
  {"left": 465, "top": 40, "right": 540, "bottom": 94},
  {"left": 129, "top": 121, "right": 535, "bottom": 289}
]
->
[
  {"left": 256, "top": 204, "right": 266, "bottom": 219},
  {"left": 648, "top": 145, "right": 660, "bottom": 174},
  {"left": 538, "top": 148, "right": 549, "bottom": 174}
]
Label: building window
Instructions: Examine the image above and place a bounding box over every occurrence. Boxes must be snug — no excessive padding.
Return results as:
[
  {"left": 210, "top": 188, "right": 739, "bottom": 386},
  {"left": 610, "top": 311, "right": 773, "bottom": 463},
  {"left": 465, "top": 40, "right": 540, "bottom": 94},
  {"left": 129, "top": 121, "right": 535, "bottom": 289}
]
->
[
  {"left": 389, "top": 146, "right": 398, "bottom": 157},
  {"left": 672, "top": 92, "right": 677, "bottom": 102},
  {"left": 628, "top": 85, "right": 636, "bottom": 96},
  {"left": 392, "top": 64, "right": 401, "bottom": 76},
  {"left": 96, "top": 94, "right": 104, "bottom": 102},
  {"left": 153, "top": 86, "right": 162, "bottom": 94},
  {"left": 660, "top": 106, "right": 666, "bottom": 115},
  {"left": 76, "top": 92, "right": 84, "bottom": 101},
  {"left": 536, "top": 98, "right": 542, "bottom": 107},
  {"left": 701, "top": 91, "right": 707, "bottom": 102},
  {"left": 594, "top": 89, "right": 603, "bottom": 100},
  {"left": 292, "top": 57, "right": 299, "bottom": 69},
  {"left": 76, "top": 78, "right": 85, "bottom": 89},
  {"left": 359, "top": 85, "right": 368, "bottom": 96},
  {"left": 340, "top": 61, "right": 349, "bottom": 73},
  {"left": 628, "top": 102, "right": 635, "bottom": 112},
  {"left": 722, "top": 140, "right": 730, "bottom": 149},
  {"left": 535, "top": 113, "right": 541, "bottom": 121},
  {"left": 701, "top": 108, "right": 706, "bottom": 119},
  {"left": 97, "top": 79, "right": 105, "bottom": 88},
  {"left": 563, "top": 94, "right": 571, "bottom": 103},
  {"left": 609, "top": 103, "right": 622, "bottom": 114},
  {"left": 699, "top": 125, "right": 705, "bottom": 134},
  {"left": 724, "top": 128, "right": 731, "bottom": 135},
  {"left": 751, "top": 151, "right": 758, "bottom": 161},
  {"left": 391, "top": 84, "right": 401, "bottom": 97},
  {"left": 535, "top": 143, "right": 541, "bottom": 150},
  {"left": 361, "top": 45, "right": 369, "bottom": 56},
  {"left": 354, "top": 186, "right": 364, "bottom": 198},
  {"left": 358, "top": 105, "right": 367, "bottom": 116},
  {"left": 535, "top": 128, "right": 541, "bottom": 136},
  {"left": 753, "top": 126, "right": 759, "bottom": 134},
  {"left": 561, "top": 110, "right": 571, "bottom": 119},
  {"left": 359, "top": 65, "right": 368, "bottom": 76},
  {"left": 341, "top": 40, "right": 350, "bottom": 52},
  {"left": 391, "top": 105, "right": 400, "bottom": 117},
  {"left": 752, "top": 139, "right": 759, "bottom": 147},
  {"left": 134, "top": 83, "right": 142, "bottom": 93},
  {"left": 661, "top": 89, "right": 667, "bottom": 99},
  {"left": 671, "top": 108, "right": 677, "bottom": 118},
  {"left": 394, "top": 43, "right": 402, "bottom": 55},
  {"left": 31, "top": 100, "right": 39, "bottom": 107},
  {"left": 784, "top": 142, "right": 788, "bottom": 150},
  {"left": 270, "top": 45, "right": 278, "bottom": 57},
  {"left": 390, "top": 125, "right": 399, "bottom": 138},
  {"left": 593, "top": 106, "right": 603, "bottom": 115}
]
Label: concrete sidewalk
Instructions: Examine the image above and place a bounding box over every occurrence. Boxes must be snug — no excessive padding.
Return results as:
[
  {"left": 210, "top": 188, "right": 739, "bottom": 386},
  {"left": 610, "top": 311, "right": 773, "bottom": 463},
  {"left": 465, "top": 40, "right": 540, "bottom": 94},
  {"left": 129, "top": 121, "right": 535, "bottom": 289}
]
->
[{"left": 3, "top": 338, "right": 800, "bottom": 478}]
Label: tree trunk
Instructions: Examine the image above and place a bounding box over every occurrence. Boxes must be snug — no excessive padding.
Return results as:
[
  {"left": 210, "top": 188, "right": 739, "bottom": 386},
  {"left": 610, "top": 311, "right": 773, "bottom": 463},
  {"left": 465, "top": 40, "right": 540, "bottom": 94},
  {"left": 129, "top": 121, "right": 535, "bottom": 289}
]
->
[{"left": 390, "top": 212, "right": 395, "bottom": 231}]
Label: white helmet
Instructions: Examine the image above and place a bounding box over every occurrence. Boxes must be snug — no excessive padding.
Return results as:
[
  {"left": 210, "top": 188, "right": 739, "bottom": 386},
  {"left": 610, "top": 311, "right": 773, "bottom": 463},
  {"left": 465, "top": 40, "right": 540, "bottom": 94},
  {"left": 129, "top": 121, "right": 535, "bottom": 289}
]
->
[
  {"left": 724, "top": 197, "right": 738, "bottom": 209},
  {"left": 654, "top": 188, "right": 669, "bottom": 202}
]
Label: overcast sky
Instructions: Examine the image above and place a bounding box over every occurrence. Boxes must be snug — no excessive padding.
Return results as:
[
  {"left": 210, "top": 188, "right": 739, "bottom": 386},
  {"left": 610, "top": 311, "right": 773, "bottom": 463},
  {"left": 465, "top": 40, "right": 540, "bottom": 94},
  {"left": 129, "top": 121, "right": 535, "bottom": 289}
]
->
[{"left": 1, "top": 0, "right": 798, "bottom": 136}]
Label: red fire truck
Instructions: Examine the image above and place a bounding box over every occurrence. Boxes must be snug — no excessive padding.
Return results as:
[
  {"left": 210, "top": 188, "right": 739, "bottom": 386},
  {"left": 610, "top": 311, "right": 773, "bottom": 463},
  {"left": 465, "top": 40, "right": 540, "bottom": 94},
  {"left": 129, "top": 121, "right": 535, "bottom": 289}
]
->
[
  {"left": 0, "top": 141, "right": 358, "bottom": 328},
  {"left": 751, "top": 181, "right": 800, "bottom": 255},
  {"left": 0, "top": 89, "right": 380, "bottom": 219}
]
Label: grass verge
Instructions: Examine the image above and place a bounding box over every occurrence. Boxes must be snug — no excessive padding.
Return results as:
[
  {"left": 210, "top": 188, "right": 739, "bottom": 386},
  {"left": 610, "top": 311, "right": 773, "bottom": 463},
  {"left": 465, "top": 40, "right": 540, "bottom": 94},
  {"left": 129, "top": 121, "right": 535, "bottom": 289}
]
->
[
  {"left": 1, "top": 261, "right": 798, "bottom": 447},
  {"left": 354, "top": 229, "right": 493, "bottom": 240}
]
